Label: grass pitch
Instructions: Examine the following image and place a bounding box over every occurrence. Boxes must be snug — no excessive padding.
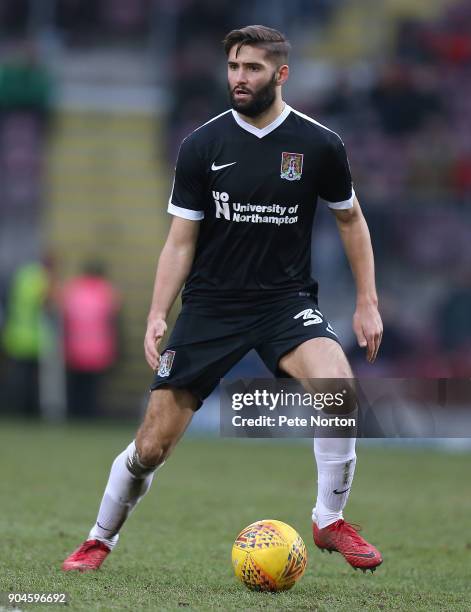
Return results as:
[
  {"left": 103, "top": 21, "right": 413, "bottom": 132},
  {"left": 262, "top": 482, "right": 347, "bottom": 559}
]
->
[{"left": 0, "top": 422, "right": 470, "bottom": 611}]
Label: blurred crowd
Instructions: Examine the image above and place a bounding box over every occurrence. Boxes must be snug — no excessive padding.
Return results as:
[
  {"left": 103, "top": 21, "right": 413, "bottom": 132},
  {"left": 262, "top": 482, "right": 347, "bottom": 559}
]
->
[
  {"left": 309, "top": 1, "right": 471, "bottom": 377},
  {"left": 0, "top": 257, "right": 120, "bottom": 418},
  {"left": 0, "top": 0, "right": 470, "bottom": 417},
  {"left": 316, "top": 7, "right": 471, "bottom": 206}
]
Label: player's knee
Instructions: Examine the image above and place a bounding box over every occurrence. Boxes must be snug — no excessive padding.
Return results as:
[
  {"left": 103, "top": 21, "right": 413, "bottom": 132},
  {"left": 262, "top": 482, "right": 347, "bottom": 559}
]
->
[
  {"left": 124, "top": 439, "right": 166, "bottom": 477},
  {"left": 134, "top": 437, "right": 172, "bottom": 470},
  {"left": 337, "top": 364, "right": 354, "bottom": 379},
  {"left": 325, "top": 379, "right": 357, "bottom": 416},
  {"left": 306, "top": 376, "right": 356, "bottom": 415}
]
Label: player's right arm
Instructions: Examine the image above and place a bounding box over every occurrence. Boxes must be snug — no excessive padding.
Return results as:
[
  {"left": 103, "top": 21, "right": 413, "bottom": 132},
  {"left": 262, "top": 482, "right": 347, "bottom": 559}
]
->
[
  {"left": 144, "top": 216, "right": 200, "bottom": 370},
  {"left": 145, "top": 134, "right": 205, "bottom": 370}
]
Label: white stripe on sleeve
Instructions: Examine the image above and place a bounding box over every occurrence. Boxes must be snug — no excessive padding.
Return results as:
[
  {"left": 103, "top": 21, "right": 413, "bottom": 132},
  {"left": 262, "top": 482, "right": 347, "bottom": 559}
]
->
[
  {"left": 319, "top": 188, "right": 355, "bottom": 210},
  {"left": 167, "top": 202, "right": 204, "bottom": 220}
]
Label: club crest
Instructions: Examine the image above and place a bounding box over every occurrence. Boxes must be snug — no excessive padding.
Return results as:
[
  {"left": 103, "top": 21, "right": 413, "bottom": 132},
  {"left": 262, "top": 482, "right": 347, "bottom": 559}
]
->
[
  {"left": 280, "top": 152, "right": 303, "bottom": 181},
  {"left": 158, "top": 350, "right": 175, "bottom": 377}
]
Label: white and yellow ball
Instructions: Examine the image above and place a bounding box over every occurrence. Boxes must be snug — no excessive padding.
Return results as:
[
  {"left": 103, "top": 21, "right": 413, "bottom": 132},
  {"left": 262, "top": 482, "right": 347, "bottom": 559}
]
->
[{"left": 232, "top": 519, "right": 307, "bottom": 592}]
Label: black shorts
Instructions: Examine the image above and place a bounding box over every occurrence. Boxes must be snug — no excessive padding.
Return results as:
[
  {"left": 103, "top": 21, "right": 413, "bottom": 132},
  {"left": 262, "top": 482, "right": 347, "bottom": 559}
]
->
[{"left": 150, "top": 292, "right": 341, "bottom": 408}]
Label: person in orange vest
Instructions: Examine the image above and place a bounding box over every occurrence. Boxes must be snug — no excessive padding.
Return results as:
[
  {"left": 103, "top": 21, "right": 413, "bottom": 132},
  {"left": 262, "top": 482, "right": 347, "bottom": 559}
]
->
[{"left": 61, "top": 261, "right": 120, "bottom": 418}]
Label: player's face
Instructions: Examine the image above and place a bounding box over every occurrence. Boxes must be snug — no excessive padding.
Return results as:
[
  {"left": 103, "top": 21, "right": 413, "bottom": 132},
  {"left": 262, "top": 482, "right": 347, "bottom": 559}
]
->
[{"left": 227, "top": 45, "right": 281, "bottom": 117}]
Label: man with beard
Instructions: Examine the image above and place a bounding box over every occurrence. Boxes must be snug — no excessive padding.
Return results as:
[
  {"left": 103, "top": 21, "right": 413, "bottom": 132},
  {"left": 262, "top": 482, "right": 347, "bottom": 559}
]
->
[{"left": 63, "top": 25, "right": 383, "bottom": 574}]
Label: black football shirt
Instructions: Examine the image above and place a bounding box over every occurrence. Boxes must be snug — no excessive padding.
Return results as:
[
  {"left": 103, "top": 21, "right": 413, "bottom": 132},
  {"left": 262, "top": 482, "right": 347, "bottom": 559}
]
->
[{"left": 168, "top": 104, "right": 354, "bottom": 303}]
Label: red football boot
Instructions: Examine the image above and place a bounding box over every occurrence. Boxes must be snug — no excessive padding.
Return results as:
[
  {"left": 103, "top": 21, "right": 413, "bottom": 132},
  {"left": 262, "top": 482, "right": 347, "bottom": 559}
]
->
[
  {"left": 62, "top": 539, "right": 111, "bottom": 572},
  {"left": 313, "top": 519, "right": 382, "bottom": 572}
]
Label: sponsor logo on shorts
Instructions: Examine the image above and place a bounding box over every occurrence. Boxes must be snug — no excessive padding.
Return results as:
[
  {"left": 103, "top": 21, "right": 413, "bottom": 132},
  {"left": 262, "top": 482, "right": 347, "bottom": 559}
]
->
[
  {"left": 294, "top": 308, "right": 323, "bottom": 326},
  {"left": 158, "top": 350, "right": 175, "bottom": 377}
]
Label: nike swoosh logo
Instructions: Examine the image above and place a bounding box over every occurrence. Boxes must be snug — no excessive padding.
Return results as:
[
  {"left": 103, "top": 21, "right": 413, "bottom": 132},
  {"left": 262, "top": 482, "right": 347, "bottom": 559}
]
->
[
  {"left": 211, "top": 161, "right": 237, "bottom": 171},
  {"left": 333, "top": 487, "right": 350, "bottom": 494},
  {"left": 97, "top": 521, "right": 114, "bottom": 532},
  {"left": 347, "top": 551, "right": 376, "bottom": 558}
]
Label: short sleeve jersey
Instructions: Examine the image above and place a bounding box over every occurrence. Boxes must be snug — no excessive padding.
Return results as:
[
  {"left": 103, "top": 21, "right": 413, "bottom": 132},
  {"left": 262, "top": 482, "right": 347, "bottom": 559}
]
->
[{"left": 168, "top": 104, "right": 354, "bottom": 303}]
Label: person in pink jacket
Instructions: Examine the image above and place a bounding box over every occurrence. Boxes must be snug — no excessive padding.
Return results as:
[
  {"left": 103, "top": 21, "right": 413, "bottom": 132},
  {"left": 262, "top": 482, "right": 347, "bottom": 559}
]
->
[{"left": 61, "top": 261, "right": 120, "bottom": 418}]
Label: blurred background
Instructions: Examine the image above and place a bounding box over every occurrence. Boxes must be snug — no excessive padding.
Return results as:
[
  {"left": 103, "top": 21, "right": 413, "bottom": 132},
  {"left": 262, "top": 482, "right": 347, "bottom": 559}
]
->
[{"left": 0, "top": 0, "right": 470, "bottom": 425}]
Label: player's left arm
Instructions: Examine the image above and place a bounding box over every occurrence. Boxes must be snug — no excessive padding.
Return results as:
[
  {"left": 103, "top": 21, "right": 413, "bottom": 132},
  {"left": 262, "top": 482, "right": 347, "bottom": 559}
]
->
[{"left": 331, "top": 195, "right": 383, "bottom": 363}]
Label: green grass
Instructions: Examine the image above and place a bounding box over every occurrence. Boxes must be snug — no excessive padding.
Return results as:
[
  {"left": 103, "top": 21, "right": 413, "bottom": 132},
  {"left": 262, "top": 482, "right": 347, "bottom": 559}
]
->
[{"left": 0, "top": 422, "right": 470, "bottom": 611}]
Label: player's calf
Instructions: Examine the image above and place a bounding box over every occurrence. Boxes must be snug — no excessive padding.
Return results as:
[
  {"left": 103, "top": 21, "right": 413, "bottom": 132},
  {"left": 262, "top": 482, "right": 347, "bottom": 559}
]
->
[
  {"left": 135, "top": 387, "right": 197, "bottom": 467},
  {"left": 61, "top": 387, "right": 196, "bottom": 572},
  {"left": 62, "top": 440, "right": 158, "bottom": 571}
]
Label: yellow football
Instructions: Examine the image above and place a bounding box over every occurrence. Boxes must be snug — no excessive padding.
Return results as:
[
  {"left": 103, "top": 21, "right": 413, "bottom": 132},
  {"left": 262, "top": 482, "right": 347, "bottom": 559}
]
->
[{"left": 232, "top": 519, "right": 307, "bottom": 592}]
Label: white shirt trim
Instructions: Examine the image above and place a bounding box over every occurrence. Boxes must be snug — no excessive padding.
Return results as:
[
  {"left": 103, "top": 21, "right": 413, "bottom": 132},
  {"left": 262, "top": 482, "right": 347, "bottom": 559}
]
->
[
  {"left": 290, "top": 107, "right": 339, "bottom": 137},
  {"left": 291, "top": 108, "right": 353, "bottom": 209},
  {"left": 319, "top": 188, "right": 355, "bottom": 210},
  {"left": 231, "top": 104, "right": 292, "bottom": 138},
  {"left": 192, "top": 109, "right": 232, "bottom": 134},
  {"left": 167, "top": 202, "right": 204, "bottom": 220}
]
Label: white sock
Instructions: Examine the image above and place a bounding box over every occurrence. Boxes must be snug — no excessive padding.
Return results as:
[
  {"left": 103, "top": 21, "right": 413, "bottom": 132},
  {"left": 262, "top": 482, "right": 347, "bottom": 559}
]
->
[
  {"left": 88, "top": 441, "right": 158, "bottom": 549},
  {"left": 312, "top": 436, "right": 356, "bottom": 529}
]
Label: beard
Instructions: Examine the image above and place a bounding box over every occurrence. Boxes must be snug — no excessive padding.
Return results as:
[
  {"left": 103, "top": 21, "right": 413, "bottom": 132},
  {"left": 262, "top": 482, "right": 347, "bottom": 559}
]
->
[{"left": 228, "top": 72, "right": 277, "bottom": 118}]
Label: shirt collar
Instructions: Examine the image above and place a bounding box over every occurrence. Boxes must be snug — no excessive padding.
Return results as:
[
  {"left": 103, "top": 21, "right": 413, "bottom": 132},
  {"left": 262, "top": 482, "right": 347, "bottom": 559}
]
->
[{"left": 231, "top": 104, "right": 292, "bottom": 138}]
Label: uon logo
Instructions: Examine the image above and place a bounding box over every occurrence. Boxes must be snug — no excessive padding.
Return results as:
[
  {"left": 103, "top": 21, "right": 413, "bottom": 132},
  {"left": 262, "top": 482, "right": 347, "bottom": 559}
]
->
[
  {"left": 294, "top": 308, "right": 323, "bottom": 326},
  {"left": 213, "top": 191, "right": 230, "bottom": 220},
  {"left": 158, "top": 350, "right": 175, "bottom": 377}
]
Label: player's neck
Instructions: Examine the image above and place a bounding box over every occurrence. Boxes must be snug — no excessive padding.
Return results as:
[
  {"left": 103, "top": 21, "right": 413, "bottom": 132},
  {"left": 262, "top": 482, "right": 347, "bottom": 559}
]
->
[{"left": 236, "top": 98, "right": 286, "bottom": 130}]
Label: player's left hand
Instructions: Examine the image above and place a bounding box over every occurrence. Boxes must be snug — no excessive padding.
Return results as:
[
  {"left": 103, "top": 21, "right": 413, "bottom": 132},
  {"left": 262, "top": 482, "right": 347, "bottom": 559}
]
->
[{"left": 353, "top": 303, "right": 383, "bottom": 363}]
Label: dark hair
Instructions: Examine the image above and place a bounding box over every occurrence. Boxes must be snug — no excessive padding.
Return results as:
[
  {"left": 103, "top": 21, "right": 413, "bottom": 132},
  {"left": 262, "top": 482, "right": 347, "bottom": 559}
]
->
[{"left": 223, "top": 25, "right": 290, "bottom": 65}]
